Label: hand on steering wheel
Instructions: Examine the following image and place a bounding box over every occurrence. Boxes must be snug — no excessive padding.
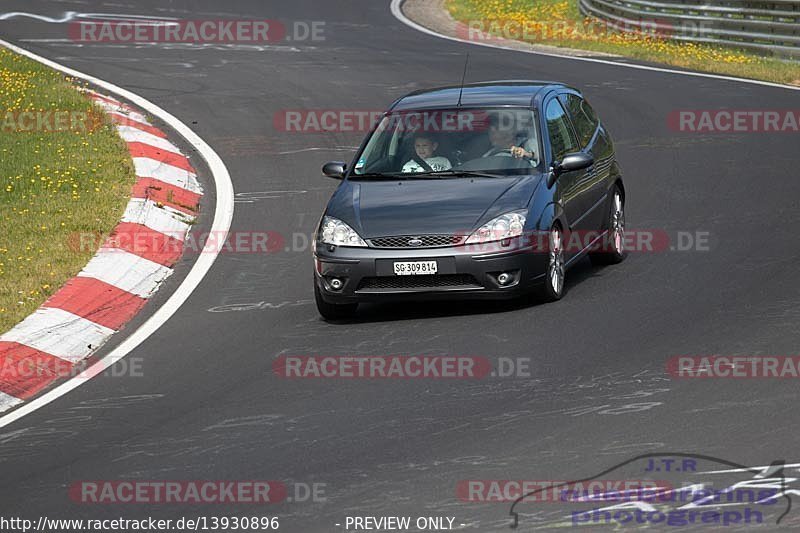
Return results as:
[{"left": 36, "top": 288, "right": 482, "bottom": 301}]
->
[{"left": 508, "top": 145, "right": 533, "bottom": 159}]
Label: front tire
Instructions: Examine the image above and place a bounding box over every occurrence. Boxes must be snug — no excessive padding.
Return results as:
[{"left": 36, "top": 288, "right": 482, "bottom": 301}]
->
[
  {"left": 538, "top": 224, "right": 565, "bottom": 302},
  {"left": 314, "top": 281, "right": 358, "bottom": 320}
]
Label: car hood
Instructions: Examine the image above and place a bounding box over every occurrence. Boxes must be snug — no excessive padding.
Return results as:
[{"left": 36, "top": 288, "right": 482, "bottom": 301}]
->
[{"left": 326, "top": 175, "right": 543, "bottom": 238}]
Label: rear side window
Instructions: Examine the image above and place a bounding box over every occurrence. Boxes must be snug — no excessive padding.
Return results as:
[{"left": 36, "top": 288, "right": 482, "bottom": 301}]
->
[
  {"left": 545, "top": 99, "right": 578, "bottom": 160},
  {"left": 564, "top": 94, "right": 599, "bottom": 148}
]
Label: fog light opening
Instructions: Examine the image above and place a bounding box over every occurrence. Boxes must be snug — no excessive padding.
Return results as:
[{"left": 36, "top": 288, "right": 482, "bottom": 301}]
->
[{"left": 329, "top": 278, "right": 344, "bottom": 290}]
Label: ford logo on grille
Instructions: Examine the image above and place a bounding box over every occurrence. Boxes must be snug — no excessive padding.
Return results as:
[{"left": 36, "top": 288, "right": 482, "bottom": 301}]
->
[{"left": 407, "top": 237, "right": 423, "bottom": 247}]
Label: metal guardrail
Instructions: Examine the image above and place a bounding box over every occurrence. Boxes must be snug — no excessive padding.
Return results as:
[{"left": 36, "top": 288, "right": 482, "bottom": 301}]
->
[{"left": 579, "top": 0, "right": 800, "bottom": 59}]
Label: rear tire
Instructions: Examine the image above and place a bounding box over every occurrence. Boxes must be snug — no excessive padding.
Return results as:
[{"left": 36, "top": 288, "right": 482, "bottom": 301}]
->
[
  {"left": 590, "top": 185, "right": 627, "bottom": 266},
  {"left": 315, "top": 281, "right": 357, "bottom": 320}
]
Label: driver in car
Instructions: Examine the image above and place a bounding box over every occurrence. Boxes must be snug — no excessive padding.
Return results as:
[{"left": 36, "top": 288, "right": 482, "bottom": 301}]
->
[{"left": 482, "top": 113, "right": 536, "bottom": 161}]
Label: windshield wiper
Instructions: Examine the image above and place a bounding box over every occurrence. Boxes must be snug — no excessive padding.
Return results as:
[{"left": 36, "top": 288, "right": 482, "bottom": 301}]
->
[
  {"left": 420, "top": 170, "right": 508, "bottom": 179},
  {"left": 351, "top": 170, "right": 509, "bottom": 180},
  {"left": 349, "top": 172, "right": 410, "bottom": 179}
]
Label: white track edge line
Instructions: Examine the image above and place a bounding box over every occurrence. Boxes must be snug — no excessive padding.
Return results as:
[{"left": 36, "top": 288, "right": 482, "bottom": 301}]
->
[
  {"left": 389, "top": 0, "right": 800, "bottom": 92},
  {"left": 0, "top": 38, "right": 235, "bottom": 428}
]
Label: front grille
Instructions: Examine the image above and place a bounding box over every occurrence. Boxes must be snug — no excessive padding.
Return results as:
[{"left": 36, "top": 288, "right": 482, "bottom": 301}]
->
[
  {"left": 357, "top": 274, "right": 481, "bottom": 291},
  {"left": 369, "top": 234, "right": 463, "bottom": 248}
]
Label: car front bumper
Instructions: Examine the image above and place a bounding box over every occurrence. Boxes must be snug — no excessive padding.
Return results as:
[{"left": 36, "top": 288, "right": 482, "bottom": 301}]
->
[{"left": 314, "top": 240, "right": 549, "bottom": 304}]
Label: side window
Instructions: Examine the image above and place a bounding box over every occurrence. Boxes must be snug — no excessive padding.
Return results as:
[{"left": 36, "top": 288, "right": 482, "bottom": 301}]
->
[
  {"left": 564, "top": 94, "right": 599, "bottom": 148},
  {"left": 545, "top": 99, "right": 578, "bottom": 161}
]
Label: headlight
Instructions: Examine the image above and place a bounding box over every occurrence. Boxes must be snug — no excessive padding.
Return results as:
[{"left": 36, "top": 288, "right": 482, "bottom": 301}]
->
[
  {"left": 465, "top": 211, "right": 526, "bottom": 244},
  {"left": 318, "top": 216, "right": 367, "bottom": 247}
]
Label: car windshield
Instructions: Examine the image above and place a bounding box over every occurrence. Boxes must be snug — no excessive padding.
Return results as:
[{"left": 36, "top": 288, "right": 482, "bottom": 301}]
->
[{"left": 351, "top": 107, "right": 541, "bottom": 178}]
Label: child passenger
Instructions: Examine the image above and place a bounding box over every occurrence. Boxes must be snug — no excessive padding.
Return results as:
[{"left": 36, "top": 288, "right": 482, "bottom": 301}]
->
[{"left": 402, "top": 134, "right": 452, "bottom": 173}]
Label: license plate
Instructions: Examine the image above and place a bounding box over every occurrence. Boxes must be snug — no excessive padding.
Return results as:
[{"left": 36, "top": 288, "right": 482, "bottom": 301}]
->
[{"left": 393, "top": 261, "right": 438, "bottom": 276}]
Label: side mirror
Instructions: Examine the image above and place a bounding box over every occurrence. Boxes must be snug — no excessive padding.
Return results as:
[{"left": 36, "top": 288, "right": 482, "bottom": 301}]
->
[
  {"left": 557, "top": 152, "right": 593, "bottom": 173},
  {"left": 322, "top": 161, "right": 346, "bottom": 179},
  {"left": 548, "top": 152, "right": 594, "bottom": 187}
]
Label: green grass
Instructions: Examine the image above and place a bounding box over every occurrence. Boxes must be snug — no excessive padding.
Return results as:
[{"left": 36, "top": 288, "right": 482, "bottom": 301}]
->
[
  {"left": 447, "top": 0, "right": 800, "bottom": 86},
  {"left": 0, "top": 47, "right": 135, "bottom": 333}
]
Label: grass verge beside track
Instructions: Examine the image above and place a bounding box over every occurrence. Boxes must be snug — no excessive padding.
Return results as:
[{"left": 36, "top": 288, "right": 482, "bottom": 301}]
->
[
  {"left": 0, "top": 47, "right": 135, "bottom": 333},
  {"left": 447, "top": 0, "right": 800, "bottom": 85}
]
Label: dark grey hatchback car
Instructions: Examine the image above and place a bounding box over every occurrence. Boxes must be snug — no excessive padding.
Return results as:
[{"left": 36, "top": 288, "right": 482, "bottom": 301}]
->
[{"left": 313, "top": 81, "right": 626, "bottom": 319}]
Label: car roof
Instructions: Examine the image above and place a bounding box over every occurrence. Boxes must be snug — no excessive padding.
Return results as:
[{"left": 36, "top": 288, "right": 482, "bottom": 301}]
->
[{"left": 390, "top": 80, "right": 575, "bottom": 111}]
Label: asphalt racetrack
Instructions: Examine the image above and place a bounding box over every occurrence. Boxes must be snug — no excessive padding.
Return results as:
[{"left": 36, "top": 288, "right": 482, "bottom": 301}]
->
[{"left": 1, "top": 1, "right": 799, "bottom": 531}]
